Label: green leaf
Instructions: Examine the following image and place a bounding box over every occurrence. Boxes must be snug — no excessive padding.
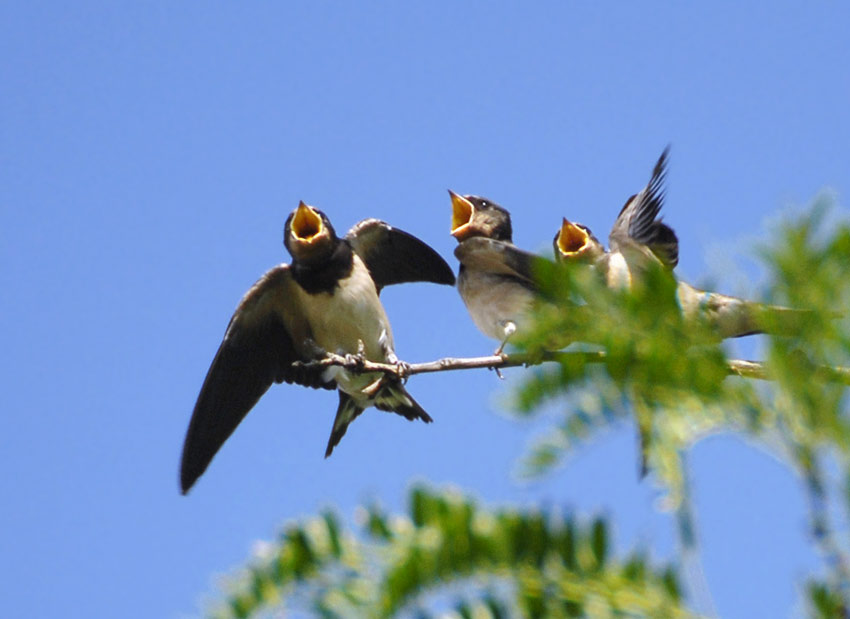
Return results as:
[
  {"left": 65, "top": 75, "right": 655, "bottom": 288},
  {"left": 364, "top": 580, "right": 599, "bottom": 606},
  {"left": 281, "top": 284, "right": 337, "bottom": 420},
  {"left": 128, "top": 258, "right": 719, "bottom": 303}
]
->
[{"left": 590, "top": 518, "right": 608, "bottom": 570}]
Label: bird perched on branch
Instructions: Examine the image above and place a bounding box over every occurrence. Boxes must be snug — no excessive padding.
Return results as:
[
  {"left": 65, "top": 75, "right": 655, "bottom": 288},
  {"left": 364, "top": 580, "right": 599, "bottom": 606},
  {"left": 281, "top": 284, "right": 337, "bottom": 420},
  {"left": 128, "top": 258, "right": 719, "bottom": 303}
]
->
[
  {"left": 449, "top": 190, "right": 552, "bottom": 353},
  {"left": 180, "top": 202, "right": 455, "bottom": 493},
  {"left": 553, "top": 147, "right": 814, "bottom": 339}
]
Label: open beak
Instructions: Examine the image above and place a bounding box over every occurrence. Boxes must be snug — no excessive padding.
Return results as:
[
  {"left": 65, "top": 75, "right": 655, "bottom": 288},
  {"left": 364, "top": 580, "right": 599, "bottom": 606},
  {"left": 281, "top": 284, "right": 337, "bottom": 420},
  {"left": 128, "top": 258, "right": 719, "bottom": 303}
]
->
[
  {"left": 291, "top": 201, "right": 324, "bottom": 243},
  {"left": 555, "top": 218, "right": 590, "bottom": 257},
  {"left": 449, "top": 190, "right": 475, "bottom": 240}
]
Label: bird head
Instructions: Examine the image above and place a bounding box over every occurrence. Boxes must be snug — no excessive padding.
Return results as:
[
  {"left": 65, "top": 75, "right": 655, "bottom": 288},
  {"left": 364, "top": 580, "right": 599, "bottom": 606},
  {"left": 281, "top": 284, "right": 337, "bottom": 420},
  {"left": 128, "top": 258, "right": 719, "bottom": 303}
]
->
[
  {"left": 449, "top": 191, "right": 513, "bottom": 242},
  {"left": 284, "top": 201, "right": 338, "bottom": 264},
  {"left": 553, "top": 218, "right": 605, "bottom": 263}
]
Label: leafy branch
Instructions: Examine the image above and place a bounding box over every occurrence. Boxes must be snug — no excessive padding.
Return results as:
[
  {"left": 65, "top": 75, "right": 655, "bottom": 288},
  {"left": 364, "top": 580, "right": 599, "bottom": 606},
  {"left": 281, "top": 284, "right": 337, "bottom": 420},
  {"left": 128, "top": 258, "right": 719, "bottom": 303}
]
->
[{"left": 211, "top": 486, "right": 693, "bottom": 618}]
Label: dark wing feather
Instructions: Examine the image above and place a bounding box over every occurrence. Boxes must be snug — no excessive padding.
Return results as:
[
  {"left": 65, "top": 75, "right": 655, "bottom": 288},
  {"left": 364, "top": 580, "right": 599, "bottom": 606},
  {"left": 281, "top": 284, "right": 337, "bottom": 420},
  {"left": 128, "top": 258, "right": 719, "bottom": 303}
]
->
[
  {"left": 646, "top": 222, "right": 678, "bottom": 269},
  {"left": 346, "top": 219, "right": 455, "bottom": 291},
  {"left": 609, "top": 146, "right": 678, "bottom": 268},
  {"left": 180, "top": 265, "right": 331, "bottom": 494},
  {"left": 454, "top": 237, "right": 549, "bottom": 291}
]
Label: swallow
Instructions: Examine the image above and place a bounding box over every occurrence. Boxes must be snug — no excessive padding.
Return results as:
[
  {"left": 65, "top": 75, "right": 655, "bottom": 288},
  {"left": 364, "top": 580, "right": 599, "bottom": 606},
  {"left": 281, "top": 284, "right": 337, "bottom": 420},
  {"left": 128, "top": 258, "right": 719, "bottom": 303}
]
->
[
  {"left": 180, "top": 202, "right": 455, "bottom": 493},
  {"left": 449, "top": 191, "right": 552, "bottom": 353},
  {"left": 554, "top": 148, "right": 813, "bottom": 339}
]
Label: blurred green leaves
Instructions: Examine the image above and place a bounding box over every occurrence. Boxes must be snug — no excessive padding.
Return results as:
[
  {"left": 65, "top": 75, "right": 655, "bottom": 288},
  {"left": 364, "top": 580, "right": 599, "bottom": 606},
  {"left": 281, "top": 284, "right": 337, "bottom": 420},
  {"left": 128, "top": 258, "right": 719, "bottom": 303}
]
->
[
  {"left": 514, "top": 245, "right": 758, "bottom": 517},
  {"left": 512, "top": 198, "right": 850, "bottom": 614},
  {"left": 212, "top": 486, "right": 692, "bottom": 618}
]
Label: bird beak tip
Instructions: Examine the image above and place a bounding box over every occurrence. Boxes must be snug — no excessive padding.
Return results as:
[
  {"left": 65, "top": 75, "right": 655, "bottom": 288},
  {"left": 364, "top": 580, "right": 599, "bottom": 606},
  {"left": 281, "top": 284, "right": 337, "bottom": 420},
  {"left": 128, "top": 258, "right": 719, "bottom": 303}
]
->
[
  {"left": 450, "top": 193, "right": 474, "bottom": 237},
  {"left": 291, "top": 202, "right": 324, "bottom": 241},
  {"left": 556, "top": 219, "right": 589, "bottom": 255}
]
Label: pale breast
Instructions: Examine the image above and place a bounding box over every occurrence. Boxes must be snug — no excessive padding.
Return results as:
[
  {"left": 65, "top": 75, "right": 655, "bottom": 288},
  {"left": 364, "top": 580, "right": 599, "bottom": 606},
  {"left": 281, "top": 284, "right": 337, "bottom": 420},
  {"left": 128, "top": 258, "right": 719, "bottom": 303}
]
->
[
  {"left": 458, "top": 269, "right": 536, "bottom": 341},
  {"left": 604, "top": 252, "right": 632, "bottom": 290},
  {"left": 297, "top": 255, "right": 393, "bottom": 362}
]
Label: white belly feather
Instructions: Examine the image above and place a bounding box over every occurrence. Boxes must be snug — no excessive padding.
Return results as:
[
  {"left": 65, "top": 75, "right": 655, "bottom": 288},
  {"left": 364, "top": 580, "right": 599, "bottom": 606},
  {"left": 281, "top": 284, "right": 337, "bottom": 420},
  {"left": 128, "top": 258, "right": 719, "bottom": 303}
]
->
[
  {"left": 296, "top": 255, "right": 393, "bottom": 399},
  {"left": 605, "top": 252, "right": 632, "bottom": 290}
]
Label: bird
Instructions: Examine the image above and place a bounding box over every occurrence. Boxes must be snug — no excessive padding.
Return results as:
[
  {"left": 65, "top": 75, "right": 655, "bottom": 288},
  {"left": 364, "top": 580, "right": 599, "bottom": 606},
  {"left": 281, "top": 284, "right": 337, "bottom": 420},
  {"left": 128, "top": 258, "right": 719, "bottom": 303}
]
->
[
  {"left": 180, "top": 201, "right": 455, "bottom": 494},
  {"left": 449, "top": 190, "right": 552, "bottom": 353},
  {"left": 553, "top": 147, "right": 814, "bottom": 339}
]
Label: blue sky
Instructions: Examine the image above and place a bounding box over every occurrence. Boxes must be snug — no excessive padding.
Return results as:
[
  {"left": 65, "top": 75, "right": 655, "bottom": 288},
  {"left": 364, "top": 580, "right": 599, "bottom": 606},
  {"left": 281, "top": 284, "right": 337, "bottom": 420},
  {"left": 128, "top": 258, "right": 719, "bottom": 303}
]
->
[{"left": 2, "top": 3, "right": 849, "bottom": 617}]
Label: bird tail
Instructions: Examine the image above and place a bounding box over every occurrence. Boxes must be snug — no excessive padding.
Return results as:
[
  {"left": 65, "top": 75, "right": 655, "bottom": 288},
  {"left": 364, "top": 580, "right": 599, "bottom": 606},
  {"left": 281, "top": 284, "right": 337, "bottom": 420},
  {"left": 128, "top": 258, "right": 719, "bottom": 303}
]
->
[
  {"left": 677, "top": 281, "right": 824, "bottom": 339},
  {"left": 374, "top": 380, "right": 434, "bottom": 424},
  {"left": 325, "top": 392, "right": 365, "bottom": 458},
  {"left": 325, "top": 382, "right": 433, "bottom": 458}
]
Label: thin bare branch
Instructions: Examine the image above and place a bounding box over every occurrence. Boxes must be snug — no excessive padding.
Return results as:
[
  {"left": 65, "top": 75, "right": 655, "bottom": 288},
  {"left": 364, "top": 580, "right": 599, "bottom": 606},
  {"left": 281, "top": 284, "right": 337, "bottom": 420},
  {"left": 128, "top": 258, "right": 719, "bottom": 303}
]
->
[{"left": 293, "top": 352, "right": 850, "bottom": 385}]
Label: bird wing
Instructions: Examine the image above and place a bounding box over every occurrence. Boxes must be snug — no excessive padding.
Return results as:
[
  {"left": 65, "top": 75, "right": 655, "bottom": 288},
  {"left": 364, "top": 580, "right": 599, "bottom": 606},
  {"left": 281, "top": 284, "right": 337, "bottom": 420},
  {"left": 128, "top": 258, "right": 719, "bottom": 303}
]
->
[
  {"left": 180, "top": 265, "right": 332, "bottom": 494},
  {"left": 346, "top": 219, "right": 455, "bottom": 291},
  {"left": 609, "top": 147, "right": 679, "bottom": 268},
  {"left": 454, "top": 237, "right": 546, "bottom": 291}
]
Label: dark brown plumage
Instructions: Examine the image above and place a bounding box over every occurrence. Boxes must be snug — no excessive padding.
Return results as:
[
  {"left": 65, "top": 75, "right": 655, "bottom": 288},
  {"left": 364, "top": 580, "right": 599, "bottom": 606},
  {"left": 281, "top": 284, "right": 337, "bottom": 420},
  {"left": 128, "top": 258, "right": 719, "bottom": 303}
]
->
[{"left": 180, "top": 202, "right": 454, "bottom": 494}]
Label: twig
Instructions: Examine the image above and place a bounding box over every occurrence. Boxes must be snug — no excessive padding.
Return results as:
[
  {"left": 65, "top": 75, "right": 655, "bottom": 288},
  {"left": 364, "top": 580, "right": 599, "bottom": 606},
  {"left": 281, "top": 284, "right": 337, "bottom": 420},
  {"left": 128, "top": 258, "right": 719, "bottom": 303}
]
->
[
  {"left": 294, "top": 351, "right": 601, "bottom": 377},
  {"left": 728, "top": 358, "right": 850, "bottom": 384},
  {"left": 294, "top": 351, "right": 850, "bottom": 385}
]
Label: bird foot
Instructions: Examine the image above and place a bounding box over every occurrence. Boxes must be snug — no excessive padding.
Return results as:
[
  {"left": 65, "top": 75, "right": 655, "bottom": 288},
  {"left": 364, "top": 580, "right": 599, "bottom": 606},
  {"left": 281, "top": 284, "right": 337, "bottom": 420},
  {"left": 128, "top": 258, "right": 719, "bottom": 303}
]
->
[
  {"left": 343, "top": 352, "right": 366, "bottom": 371},
  {"left": 385, "top": 350, "right": 410, "bottom": 382},
  {"left": 394, "top": 360, "right": 411, "bottom": 382},
  {"left": 495, "top": 348, "right": 509, "bottom": 379}
]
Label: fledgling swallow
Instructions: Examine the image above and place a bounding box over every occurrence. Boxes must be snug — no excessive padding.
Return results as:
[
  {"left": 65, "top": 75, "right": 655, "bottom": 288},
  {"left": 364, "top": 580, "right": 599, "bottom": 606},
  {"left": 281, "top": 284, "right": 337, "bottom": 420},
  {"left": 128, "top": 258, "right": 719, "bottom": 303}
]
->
[
  {"left": 554, "top": 147, "right": 678, "bottom": 284},
  {"left": 554, "top": 148, "right": 813, "bottom": 339},
  {"left": 449, "top": 191, "right": 550, "bottom": 353},
  {"left": 180, "top": 202, "right": 455, "bottom": 494},
  {"left": 552, "top": 218, "right": 606, "bottom": 265}
]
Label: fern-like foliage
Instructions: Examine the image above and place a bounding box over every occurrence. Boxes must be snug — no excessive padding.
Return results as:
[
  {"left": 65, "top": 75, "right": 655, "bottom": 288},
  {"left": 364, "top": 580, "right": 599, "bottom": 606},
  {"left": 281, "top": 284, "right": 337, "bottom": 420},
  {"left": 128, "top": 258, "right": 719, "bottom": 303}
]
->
[{"left": 211, "top": 486, "right": 692, "bottom": 618}]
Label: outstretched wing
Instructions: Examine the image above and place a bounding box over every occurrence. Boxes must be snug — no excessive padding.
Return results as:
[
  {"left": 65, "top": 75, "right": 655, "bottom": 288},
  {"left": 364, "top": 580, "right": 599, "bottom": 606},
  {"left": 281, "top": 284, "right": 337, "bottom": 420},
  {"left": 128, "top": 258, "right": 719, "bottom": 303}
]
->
[
  {"left": 346, "top": 219, "right": 455, "bottom": 291},
  {"left": 180, "top": 265, "right": 332, "bottom": 494},
  {"left": 609, "top": 147, "right": 679, "bottom": 268},
  {"left": 454, "top": 237, "right": 548, "bottom": 292}
]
